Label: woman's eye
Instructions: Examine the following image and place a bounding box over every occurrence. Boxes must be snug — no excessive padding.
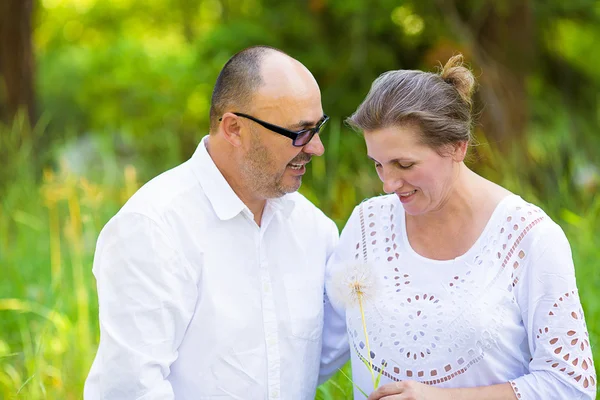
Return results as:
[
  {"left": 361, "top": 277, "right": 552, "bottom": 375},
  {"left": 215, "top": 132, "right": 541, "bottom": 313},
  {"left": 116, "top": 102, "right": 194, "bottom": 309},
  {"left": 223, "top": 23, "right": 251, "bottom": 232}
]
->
[
  {"left": 398, "top": 163, "right": 414, "bottom": 169},
  {"left": 374, "top": 162, "right": 382, "bottom": 168}
]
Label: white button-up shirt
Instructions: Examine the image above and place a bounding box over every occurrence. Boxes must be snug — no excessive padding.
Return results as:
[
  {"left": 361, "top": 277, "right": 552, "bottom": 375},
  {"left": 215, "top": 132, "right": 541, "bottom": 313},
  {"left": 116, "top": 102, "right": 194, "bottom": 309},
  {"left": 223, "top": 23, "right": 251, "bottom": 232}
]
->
[{"left": 84, "top": 136, "right": 339, "bottom": 400}]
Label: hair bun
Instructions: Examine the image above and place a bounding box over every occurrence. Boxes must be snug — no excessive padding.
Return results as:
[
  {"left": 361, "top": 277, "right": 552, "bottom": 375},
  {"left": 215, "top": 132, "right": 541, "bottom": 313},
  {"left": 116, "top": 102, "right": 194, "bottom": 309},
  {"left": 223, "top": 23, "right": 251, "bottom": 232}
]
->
[{"left": 440, "top": 54, "right": 476, "bottom": 108}]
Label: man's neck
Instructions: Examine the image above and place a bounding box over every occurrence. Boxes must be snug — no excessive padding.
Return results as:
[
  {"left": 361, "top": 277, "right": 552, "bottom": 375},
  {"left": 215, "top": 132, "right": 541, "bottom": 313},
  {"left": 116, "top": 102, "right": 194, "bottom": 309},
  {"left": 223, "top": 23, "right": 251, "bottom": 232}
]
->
[
  {"left": 237, "top": 194, "right": 266, "bottom": 226},
  {"left": 206, "top": 136, "right": 266, "bottom": 226}
]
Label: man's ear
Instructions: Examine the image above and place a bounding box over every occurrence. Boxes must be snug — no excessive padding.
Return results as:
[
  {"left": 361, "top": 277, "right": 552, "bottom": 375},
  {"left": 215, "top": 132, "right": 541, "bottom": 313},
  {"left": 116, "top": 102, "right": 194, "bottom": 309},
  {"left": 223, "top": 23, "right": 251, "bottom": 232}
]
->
[
  {"left": 451, "top": 140, "right": 469, "bottom": 162},
  {"left": 219, "top": 113, "right": 243, "bottom": 147}
]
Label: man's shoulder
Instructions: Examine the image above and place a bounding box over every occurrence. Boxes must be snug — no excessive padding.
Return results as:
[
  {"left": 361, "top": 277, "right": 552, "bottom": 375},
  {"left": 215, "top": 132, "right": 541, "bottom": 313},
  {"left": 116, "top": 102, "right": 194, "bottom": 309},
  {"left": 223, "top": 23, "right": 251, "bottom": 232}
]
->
[
  {"left": 285, "top": 191, "right": 334, "bottom": 226},
  {"left": 116, "top": 160, "right": 203, "bottom": 223}
]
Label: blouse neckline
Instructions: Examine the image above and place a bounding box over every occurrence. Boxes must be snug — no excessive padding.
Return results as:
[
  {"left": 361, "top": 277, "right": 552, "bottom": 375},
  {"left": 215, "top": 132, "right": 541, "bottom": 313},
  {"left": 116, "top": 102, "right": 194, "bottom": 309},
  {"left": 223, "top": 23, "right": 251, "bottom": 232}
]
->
[{"left": 398, "top": 194, "right": 520, "bottom": 265}]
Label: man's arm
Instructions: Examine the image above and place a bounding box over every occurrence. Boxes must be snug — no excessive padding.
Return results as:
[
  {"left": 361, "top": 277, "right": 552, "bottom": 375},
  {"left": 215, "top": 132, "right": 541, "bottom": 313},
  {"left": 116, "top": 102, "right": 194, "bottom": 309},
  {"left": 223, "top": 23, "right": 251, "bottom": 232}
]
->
[{"left": 84, "top": 212, "right": 198, "bottom": 400}]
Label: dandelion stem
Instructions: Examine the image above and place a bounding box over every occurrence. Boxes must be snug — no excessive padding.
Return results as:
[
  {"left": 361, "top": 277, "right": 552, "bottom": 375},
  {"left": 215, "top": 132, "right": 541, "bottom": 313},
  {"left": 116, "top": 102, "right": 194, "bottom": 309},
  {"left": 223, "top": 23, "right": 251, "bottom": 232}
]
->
[{"left": 358, "top": 293, "right": 376, "bottom": 389}]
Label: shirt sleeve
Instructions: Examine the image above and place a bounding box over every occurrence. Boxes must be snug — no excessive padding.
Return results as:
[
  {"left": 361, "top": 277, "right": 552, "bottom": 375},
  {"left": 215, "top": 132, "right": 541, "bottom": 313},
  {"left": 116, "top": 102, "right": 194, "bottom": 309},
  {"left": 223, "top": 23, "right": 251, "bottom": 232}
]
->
[
  {"left": 318, "top": 207, "right": 361, "bottom": 384},
  {"left": 510, "top": 220, "right": 596, "bottom": 400},
  {"left": 84, "top": 212, "right": 198, "bottom": 400}
]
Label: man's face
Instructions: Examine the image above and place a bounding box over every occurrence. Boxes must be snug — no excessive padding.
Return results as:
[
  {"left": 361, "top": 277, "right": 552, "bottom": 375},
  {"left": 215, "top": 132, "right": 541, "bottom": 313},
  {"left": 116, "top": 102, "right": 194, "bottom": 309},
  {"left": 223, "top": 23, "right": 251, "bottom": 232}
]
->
[{"left": 238, "top": 61, "right": 325, "bottom": 199}]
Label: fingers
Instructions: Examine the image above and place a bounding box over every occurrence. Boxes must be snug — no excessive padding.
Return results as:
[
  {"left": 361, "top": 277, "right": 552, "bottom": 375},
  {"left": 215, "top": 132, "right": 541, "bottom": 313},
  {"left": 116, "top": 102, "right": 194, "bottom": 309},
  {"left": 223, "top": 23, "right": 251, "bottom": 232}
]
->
[
  {"left": 368, "top": 381, "right": 426, "bottom": 400},
  {"left": 368, "top": 381, "right": 405, "bottom": 400}
]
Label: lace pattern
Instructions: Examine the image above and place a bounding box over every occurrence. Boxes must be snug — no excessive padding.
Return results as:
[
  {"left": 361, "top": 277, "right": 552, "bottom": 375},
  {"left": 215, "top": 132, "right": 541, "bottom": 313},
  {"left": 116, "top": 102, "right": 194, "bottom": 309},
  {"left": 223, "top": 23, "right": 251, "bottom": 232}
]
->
[
  {"left": 344, "top": 195, "right": 595, "bottom": 393},
  {"left": 536, "top": 290, "right": 595, "bottom": 389}
]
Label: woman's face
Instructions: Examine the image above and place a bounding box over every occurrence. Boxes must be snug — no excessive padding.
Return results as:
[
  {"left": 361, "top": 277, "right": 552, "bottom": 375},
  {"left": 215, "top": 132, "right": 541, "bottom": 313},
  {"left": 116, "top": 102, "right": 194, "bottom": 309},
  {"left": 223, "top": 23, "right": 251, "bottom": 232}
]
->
[{"left": 364, "top": 124, "right": 465, "bottom": 216}]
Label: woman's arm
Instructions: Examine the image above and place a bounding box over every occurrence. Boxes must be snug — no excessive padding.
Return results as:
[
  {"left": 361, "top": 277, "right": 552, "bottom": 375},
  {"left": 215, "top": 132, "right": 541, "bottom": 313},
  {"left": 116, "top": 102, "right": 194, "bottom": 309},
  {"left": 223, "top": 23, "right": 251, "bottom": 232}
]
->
[
  {"left": 368, "top": 381, "right": 516, "bottom": 400},
  {"left": 508, "top": 220, "right": 596, "bottom": 399}
]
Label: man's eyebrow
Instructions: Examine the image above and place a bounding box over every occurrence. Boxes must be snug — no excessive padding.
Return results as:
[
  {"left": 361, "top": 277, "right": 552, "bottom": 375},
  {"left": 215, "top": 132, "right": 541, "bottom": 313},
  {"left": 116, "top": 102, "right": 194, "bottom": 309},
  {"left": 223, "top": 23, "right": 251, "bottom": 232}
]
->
[{"left": 289, "top": 116, "right": 324, "bottom": 130}]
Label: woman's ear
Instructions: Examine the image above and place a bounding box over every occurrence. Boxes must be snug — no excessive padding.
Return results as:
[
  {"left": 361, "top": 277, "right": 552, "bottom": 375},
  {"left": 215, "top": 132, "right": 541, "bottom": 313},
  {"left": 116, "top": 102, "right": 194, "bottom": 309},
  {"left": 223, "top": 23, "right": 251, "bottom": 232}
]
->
[
  {"left": 451, "top": 140, "right": 469, "bottom": 162},
  {"left": 219, "top": 113, "right": 243, "bottom": 147}
]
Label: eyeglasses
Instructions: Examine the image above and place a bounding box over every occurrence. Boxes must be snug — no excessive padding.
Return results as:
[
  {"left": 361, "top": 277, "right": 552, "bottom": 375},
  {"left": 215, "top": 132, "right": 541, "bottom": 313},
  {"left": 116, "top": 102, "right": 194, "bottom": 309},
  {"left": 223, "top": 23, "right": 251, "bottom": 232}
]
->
[{"left": 221, "top": 112, "right": 329, "bottom": 147}]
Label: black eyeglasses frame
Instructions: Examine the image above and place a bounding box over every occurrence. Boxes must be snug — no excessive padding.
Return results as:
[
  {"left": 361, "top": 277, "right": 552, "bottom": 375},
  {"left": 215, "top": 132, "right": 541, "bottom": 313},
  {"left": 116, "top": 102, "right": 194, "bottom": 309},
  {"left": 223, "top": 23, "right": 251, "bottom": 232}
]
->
[{"left": 220, "top": 112, "right": 329, "bottom": 147}]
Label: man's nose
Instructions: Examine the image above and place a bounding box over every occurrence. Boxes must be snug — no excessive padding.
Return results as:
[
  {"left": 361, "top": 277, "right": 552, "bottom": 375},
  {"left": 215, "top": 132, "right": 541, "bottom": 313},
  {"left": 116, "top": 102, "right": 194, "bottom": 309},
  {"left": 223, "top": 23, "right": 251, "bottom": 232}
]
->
[{"left": 302, "top": 133, "right": 325, "bottom": 156}]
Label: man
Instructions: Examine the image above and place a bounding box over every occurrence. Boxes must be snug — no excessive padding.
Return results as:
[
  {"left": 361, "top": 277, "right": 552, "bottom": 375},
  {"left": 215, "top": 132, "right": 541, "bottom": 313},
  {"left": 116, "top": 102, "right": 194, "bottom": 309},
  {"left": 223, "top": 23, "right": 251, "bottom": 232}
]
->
[{"left": 84, "top": 46, "right": 339, "bottom": 399}]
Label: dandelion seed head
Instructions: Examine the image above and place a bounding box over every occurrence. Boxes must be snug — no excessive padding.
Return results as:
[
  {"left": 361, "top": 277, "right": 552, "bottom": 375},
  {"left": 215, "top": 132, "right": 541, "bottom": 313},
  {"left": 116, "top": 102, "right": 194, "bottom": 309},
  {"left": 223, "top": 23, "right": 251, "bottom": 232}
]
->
[{"left": 330, "top": 263, "right": 378, "bottom": 308}]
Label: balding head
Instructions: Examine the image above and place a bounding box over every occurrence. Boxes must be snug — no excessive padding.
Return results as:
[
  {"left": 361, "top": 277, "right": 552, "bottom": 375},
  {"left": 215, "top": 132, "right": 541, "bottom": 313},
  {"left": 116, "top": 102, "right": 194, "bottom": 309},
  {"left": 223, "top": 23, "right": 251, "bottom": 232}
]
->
[
  {"left": 206, "top": 46, "right": 326, "bottom": 209},
  {"left": 209, "top": 46, "right": 319, "bottom": 133}
]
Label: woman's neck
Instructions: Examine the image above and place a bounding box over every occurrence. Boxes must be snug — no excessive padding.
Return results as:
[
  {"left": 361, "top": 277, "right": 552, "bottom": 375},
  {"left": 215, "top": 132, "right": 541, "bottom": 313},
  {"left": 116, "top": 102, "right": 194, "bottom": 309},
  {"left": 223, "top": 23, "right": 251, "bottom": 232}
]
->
[
  {"left": 404, "top": 165, "right": 512, "bottom": 260},
  {"left": 411, "top": 164, "right": 480, "bottom": 230}
]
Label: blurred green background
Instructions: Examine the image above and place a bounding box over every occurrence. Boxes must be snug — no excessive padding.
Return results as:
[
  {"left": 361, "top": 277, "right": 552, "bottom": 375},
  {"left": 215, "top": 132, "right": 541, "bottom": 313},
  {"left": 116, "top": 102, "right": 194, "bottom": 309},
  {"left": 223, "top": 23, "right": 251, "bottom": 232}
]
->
[{"left": 0, "top": 0, "right": 599, "bottom": 398}]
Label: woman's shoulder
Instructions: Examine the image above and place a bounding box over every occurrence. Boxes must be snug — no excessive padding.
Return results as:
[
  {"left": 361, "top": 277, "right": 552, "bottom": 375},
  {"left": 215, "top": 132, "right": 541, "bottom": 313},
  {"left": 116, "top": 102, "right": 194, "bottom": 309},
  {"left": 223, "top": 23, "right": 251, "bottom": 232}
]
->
[
  {"left": 499, "top": 195, "right": 553, "bottom": 224},
  {"left": 357, "top": 194, "right": 400, "bottom": 213},
  {"left": 492, "top": 195, "right": 567, "bottom": 249},
  {"left": 342, "top": 194, "right": 400, "bottom": 232}
]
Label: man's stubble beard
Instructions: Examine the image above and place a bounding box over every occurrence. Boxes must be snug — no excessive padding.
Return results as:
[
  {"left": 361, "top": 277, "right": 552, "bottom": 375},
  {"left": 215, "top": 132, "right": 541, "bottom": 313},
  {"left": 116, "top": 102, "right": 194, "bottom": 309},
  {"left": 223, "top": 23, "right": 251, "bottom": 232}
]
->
[{"left": 240, "top": 128, "right": 302, "bottom": 199}]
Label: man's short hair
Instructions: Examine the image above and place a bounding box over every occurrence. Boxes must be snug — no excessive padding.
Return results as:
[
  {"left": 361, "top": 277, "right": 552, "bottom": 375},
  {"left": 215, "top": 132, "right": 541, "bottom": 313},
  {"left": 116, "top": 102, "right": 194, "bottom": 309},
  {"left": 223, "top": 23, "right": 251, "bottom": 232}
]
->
[{"left": 209, "top": 45, "right": 288, "bottom": 133}]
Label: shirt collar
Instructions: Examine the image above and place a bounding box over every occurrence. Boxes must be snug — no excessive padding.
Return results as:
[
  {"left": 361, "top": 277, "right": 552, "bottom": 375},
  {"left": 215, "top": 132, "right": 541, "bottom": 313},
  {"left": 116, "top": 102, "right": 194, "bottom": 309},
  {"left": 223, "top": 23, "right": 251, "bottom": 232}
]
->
[
  {"left": 191, "top": 136, "right": 246, "bottom": 221},
  {"left": 267, "top": 195, "right": 295, "bottom": 220},
  {"left": 191, "top": 135, "right": 295, "bottom": 221}
]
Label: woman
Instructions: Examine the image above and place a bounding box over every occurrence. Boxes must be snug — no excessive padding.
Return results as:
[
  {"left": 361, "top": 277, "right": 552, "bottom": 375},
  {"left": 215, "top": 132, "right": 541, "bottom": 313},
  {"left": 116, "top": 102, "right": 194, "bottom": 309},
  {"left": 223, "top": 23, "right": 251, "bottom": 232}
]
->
[{"left": 322, "top": 55, "right": 596, "bottom": 399}]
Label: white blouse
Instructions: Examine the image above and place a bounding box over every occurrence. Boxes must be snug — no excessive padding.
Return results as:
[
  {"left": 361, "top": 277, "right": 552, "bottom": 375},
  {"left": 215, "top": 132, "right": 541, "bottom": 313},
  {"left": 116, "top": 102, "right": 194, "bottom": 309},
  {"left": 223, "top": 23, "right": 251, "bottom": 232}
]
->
[{"left": 323, "top": 194, "right": 596, "bottom": 399}]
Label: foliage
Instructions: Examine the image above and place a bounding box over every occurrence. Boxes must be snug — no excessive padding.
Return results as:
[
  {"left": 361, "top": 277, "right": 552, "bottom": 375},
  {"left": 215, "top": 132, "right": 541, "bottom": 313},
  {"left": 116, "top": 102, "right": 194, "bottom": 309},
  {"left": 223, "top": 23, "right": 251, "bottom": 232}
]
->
[{"left": 34, "top": 0, "right": 600, "bottom": 167}]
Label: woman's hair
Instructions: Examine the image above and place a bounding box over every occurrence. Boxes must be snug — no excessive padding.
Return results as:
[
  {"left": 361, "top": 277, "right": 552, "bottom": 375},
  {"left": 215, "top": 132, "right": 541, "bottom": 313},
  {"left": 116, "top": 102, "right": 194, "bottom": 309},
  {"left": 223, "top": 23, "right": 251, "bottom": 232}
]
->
[{"left": 346, "top": 54, "right": 476, "bottom": 152}]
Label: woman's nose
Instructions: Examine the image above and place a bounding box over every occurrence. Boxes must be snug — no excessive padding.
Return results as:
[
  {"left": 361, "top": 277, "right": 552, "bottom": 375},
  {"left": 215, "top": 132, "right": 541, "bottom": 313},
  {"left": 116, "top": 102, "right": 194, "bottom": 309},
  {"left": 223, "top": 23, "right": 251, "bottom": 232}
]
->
[{"left": 382, "top": 170, "right": 403, "bottom": 194}]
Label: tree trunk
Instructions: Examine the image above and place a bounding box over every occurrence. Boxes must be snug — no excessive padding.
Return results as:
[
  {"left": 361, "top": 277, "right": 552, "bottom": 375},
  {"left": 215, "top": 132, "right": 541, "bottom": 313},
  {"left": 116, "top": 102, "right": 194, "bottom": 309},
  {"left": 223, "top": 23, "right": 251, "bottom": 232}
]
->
[
  {"left": 436, "top": 0, "right": 533, "bottom": 152},
  {"left": 0, "top": 0, "right": 35, "bottom": 125},
  {"left": 472, "top": 0, "right": 533, "bottom": 152}
]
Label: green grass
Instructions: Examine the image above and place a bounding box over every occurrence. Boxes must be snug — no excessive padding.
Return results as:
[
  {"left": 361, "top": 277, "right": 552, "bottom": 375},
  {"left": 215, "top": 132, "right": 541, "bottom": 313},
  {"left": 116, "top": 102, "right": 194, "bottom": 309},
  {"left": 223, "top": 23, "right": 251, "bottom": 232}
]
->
[{"left": 0, "top": 119, "right": 598, "bottom": 399}]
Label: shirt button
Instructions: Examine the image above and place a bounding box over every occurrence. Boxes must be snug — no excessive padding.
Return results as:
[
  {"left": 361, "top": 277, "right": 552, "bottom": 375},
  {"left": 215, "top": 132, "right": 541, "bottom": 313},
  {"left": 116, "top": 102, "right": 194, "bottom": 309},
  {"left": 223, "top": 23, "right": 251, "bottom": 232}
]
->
[
  {"left": 263, "top": 283, "right": 270, "bottom": 292},
  {"left": 271, "top": 391, "right": 279, "bottom": 398},
  {"left": 268, "top": 338, "right": 276, "bottom": 346}
]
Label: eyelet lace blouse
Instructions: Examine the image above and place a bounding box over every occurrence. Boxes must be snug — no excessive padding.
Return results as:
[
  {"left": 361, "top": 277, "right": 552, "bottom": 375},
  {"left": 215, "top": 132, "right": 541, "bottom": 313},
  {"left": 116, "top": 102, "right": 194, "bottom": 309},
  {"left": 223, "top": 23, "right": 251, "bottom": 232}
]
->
[{"left": 325, "top": 194, "right": 596, "bottom": 399}]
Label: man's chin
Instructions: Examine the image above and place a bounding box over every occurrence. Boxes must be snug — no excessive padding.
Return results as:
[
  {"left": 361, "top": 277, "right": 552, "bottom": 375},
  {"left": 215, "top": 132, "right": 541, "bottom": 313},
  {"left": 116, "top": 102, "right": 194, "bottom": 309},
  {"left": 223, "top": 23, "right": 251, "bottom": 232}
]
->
[
  {"left": 286, "top": 177, "right": 303, "bottom": 192},
  {"left": 261, "top": 185, "right": 299, "bottom": 200},
  {"left": 276, "top": 178, "right": 302, "bottom": 196}
]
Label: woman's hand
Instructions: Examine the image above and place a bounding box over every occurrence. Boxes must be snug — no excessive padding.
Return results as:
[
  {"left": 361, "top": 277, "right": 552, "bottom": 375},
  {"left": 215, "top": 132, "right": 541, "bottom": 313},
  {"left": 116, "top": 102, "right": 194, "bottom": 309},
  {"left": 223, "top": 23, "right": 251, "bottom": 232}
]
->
[{"left": 367, "top": 381, "right": 449, "bottom": 400}]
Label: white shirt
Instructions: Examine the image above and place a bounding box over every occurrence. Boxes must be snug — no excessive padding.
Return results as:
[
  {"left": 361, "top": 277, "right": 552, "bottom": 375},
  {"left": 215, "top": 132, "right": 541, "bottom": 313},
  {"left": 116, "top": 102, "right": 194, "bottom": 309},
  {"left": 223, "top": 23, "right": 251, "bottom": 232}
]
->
[
  {"left": 322, "top": 194, "right": 596, "bottom": 399},
  {"left": 84, "top": 136, "right": 339, "bottom": 400}
]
